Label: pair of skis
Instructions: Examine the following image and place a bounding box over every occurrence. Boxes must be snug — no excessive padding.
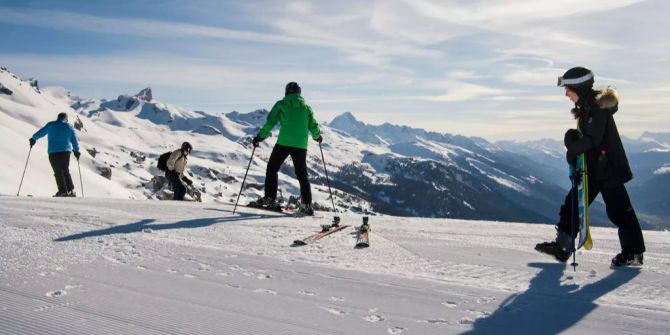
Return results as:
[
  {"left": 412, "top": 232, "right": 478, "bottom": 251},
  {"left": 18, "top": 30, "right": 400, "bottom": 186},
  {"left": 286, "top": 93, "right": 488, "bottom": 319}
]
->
[
  {"left": 292, "top": 216, "right": 370, "bottom": 248},
  {"left": 567, "top": 121, "right": 593, "bottom": 270}
]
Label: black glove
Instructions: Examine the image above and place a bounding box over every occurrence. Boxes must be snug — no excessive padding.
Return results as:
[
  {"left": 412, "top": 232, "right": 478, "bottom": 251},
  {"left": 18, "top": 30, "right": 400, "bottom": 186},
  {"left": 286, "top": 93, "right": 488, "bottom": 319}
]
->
[
  {"left": 252, "top": 135, "right": 262, "bottom": 147},
  {"left": 566, "top": 151, "right": 577, "bottom": 166},
  {"left": 183, "top": 176, "right": 193, "bottom": 186},
  {"left": 315, "top": 135, "right": 323, "bottom": 143},
  {"left": 73, "top": 151, "right": 81, "bottom": 160},
  {"left": 564, "top": 129, "right": 580, "bottom": 148},
  {"left": 29, "top": 138, "right": 36, "bottom": 147}
]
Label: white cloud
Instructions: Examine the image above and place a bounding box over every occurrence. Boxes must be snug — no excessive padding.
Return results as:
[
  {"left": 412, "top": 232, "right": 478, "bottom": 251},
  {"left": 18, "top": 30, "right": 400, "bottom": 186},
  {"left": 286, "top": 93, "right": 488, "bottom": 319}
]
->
[{"left": 428, "top": 82, "right": 507, "bottom": 102}]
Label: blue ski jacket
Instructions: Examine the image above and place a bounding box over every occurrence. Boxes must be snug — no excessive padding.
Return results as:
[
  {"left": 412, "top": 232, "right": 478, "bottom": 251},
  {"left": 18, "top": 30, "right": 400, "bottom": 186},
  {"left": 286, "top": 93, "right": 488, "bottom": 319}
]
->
[{"left": 31, "top": 119, "right": 80, "bottom": 153}]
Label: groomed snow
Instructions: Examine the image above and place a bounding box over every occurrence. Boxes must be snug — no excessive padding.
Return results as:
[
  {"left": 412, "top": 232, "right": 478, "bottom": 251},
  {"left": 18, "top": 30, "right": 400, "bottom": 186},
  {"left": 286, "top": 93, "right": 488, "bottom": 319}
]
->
[{"left": 2, "top": 196, "right": 669, "bottom": 334}]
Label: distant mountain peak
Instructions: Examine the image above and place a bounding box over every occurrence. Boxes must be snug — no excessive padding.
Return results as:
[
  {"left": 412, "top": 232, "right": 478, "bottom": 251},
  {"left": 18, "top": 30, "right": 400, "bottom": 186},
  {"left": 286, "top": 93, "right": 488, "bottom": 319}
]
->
[
  {"left": 135, "top": 87, "right": 152, "bottom": 102},
  {"left": 328, "top": 112, "right": 366, "bottom": 134}
]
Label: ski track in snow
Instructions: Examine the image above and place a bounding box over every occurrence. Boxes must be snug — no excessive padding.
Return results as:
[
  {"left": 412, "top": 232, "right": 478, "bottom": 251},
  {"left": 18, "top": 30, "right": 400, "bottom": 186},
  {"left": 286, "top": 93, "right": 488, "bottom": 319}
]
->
[{"left": 1, "top": 196, "right": 670, "bottom": 334}]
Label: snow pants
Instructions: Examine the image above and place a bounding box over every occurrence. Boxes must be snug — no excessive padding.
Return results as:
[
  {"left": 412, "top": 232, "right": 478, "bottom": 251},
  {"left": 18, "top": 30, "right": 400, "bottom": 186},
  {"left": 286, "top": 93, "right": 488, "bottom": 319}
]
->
[
  {"left": 167, "top": 171, "right": 186, "bottom": 201},
  {"left": 264, "top": 144, "right": 311, "bottom": 204},
  {"left": 557, "top": 182, "right": 645, "bottom": 254},
  {"left": 49, "top": 151, "right": 74, "bottom": 194}
]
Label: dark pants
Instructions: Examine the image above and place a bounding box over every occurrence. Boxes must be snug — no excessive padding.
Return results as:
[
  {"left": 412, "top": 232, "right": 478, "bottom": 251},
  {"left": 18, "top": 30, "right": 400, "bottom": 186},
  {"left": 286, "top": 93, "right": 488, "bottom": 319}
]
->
[
  {"left": 49, "top": 152, "right": 74, "bottom": 194},
  {"left": 557, "top": 182, "right": 645, "bottom": 254},
  {"left": 167, "top": 171, "right": 186, "bottom": 201},
  {"left": 265, "top": 144, "right": 311, "bottom": 204}
]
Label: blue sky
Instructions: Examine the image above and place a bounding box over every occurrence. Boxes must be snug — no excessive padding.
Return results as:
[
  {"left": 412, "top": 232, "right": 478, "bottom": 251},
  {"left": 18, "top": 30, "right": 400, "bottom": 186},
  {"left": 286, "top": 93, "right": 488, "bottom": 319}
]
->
[{"left": 2, "top": 0, "right": 669, "bottom": 140}]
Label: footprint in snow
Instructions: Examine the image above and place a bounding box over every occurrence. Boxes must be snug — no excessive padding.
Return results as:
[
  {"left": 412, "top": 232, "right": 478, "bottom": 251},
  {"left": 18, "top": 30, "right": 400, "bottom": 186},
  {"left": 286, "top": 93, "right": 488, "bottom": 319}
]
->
[
  {"left": 167, "top": 269, "right": 179, "bottom": 274},
  {"left": 458, "top": 317, "right": 475, "bottom": 325},
  {"left": 256, "top": 274, "right": 272, "bottom": 280},
  {"left": 215, "top": 272, "right": 231, "bottom": 277},
  {"left": 226, "top": 284, "right": 241, "bottom": 289},
  {"left": 363, "top": 315, "right": 386, "bottom": 322},
  {"left": 64, "top": 284, "right": 82, "bottom": 290},
  {"left": 425, "top": 319, "right": 450, "bottom": 325},
  {"left": 324, "top": 307, "right": 349, "bottom": 316},
  {"left": 183, "top": 273, "right": 197, "bottom": 279},
  {"left": 476, "top": 297, "right": 495, "bottom": 304},
  {"left": 299, "top": 290, "right": 317, "bottom": 296},
  {"left": 330, "top": 296, "right": 345, "bottom": 302},
  {"left": 467, "top": 309, "right": 491, "bottom": 318},
  {"left": 46, "top": 290, "right": 66, "bottom": 298},
  {"left": 387, "top": 326, "right": 406, "bottom": 334},
  {"left": 254, "top": 288, "right": 277, "bottom": 295},
  {"left": 136, "top": 265, "right": 147, "bottom": 270},
  {"left": 442, "top": 301, "right": 458, "bottom": 308}
]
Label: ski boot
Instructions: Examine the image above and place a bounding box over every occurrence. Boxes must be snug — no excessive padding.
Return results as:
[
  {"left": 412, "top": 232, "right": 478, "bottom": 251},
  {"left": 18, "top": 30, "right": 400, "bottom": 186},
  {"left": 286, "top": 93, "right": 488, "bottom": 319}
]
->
[
  {"left": 360, "top": 216, "right": 370, "bottom": 232},
  {"left": 611, "top": 253, "right": 643, "bottom": 267},
  {"left": 535, "top": 230, "right": 572, "bottom": 263},
  {"left": 249, "top": 197, "right": 282, "bottom": 212},
  {"left": 320, "top": 216, "right": 340, "bottom": 232},
  {"left": 297, "top": 203, "right": 315, "bottom": 216},
  {"left": 53, "top": 191, "right": 68, "bottom": 197},
  {"left": 66, "top": 190, "right": 77, "bottom": 197}
]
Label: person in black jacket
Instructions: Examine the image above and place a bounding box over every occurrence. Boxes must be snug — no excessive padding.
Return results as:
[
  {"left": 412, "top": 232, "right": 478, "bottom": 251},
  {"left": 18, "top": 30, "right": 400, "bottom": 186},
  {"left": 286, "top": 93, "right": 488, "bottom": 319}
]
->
[{"left": 535, "top": 66, "right": 645, "bottom": 267}]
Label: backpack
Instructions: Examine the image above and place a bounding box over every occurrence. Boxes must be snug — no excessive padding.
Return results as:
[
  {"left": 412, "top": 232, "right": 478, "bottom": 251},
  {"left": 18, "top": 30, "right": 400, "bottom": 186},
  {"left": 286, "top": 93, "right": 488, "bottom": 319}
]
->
[{"left": 157, "top": 151, "right": 172, "bottom": 172}]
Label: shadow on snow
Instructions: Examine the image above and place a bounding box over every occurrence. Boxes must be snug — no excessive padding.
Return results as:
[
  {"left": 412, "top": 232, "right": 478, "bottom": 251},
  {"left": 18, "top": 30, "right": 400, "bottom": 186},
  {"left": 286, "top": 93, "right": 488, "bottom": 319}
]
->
[
  {"left": 461, "top": 262, "right": 640, "bottom": 335},
  {"left": 54, "top": 212, "right": 278, "bottom": 242}
]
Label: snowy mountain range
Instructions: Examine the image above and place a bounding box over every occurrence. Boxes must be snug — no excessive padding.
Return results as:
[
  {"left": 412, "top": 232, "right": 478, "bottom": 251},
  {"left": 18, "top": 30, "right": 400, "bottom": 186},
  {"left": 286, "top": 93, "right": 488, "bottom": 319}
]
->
[{"left": 1, "top": 66, "right": 668, "bottom": 229}]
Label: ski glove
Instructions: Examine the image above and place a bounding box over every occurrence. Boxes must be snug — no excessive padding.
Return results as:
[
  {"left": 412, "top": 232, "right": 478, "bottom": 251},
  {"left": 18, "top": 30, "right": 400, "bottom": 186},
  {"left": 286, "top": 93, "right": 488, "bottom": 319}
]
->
[
  {"left": 315, "top": 135, "right": 323, "bottom": 144},
  {"left": 29, "top": 138, "right": 36, "bottom": 147},
  {"left": 183, "top": 176, "right": 193, "bottom": 186},
  {"left": 564, "top": 129, "right": 580, "bottom": 148},
  {"left": 566, "top": 151, "right": 577, "bottom": 165},
  {"left": 73, "top": 151, "right": 81, "bottom": 160},
  {"left": 252, "top": 135, "right": 263, "bottom": 147}
]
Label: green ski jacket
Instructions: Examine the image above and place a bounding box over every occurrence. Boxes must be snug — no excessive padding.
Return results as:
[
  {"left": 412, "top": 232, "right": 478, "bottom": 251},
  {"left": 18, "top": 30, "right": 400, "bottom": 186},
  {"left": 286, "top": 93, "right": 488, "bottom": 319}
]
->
[{"left": 258, "top": 93, "right": 321, "bottom": 149}]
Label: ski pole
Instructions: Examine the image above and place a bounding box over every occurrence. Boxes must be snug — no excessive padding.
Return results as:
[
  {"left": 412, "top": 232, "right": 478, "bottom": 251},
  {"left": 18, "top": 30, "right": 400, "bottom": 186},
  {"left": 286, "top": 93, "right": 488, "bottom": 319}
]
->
[
  {"left": 16, "top": 147, "right": 32, "bottom": 196},
  {"left": 77, "top": 157, "right": 84, "bottom": 198},
  {"left": 318, "top": 142, "right": 336, "bottom": 212},
  {"left": 233, "top": 146, "right": 256, "bottom": 215}
]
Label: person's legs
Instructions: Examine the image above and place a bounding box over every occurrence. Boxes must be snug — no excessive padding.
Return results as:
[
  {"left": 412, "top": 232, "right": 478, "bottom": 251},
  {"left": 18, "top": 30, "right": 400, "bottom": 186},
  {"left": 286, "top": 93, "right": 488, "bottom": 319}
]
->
[
  {"left": 289, "top": 147, "right": 311, "bottom": 204},
  {"left": 49, "top": 152, "right": 68, "bottom": 195},
  {"left": 264, "top": 145, "right": 290, "bottom": 200},
  {"left": 601, "top": 184, "right": 645, "bottom": 255},
  {"left": 169, "top": 172, "right": 186, "bottom": 200},
  {"left": 61, "top": 152, "right": 74, "bottom": 193}
]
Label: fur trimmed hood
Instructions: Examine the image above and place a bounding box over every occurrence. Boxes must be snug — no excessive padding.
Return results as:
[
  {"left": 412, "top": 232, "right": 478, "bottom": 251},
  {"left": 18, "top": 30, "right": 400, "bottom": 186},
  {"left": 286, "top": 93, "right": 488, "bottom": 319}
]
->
[{"left": 596, "top": 86, "right": 619, "bottom": 110}]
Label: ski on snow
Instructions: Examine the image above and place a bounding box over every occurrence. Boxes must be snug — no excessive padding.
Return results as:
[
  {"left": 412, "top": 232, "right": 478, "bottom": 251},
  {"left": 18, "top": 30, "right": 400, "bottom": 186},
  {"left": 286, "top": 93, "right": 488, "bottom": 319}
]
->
[
  {"left": 292, "top": 216, "right": 349, "bottom": 246},
  {"left": 354, "top": 216, "right": 370, "bottom": 249}
]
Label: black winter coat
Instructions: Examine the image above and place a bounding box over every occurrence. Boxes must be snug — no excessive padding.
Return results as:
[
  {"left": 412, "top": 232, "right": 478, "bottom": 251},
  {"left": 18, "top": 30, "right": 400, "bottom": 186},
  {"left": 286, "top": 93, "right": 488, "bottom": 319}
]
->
[{"left": 566, "top": 87, "right": 633, "bottom": 189}]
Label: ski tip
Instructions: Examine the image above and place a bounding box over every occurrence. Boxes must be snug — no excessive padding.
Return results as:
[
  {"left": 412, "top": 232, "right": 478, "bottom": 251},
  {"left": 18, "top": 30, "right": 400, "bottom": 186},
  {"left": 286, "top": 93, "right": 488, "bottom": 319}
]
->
[{"left": 292, "top": 240, "right": 307, "bottom": 247}]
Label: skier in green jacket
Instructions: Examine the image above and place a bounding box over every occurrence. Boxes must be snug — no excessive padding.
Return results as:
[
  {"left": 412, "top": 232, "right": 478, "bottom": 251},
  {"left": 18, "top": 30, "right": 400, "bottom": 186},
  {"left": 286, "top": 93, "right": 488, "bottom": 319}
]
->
[{"left": 251, "top": 82, "right": 322, "bottom": 215}]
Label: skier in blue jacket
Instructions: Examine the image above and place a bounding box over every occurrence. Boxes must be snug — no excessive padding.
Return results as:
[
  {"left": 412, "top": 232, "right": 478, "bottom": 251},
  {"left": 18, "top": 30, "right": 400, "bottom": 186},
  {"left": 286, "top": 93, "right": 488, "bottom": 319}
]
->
[{"left": 30, "top": 112, "right": 81, "bottom": 197}]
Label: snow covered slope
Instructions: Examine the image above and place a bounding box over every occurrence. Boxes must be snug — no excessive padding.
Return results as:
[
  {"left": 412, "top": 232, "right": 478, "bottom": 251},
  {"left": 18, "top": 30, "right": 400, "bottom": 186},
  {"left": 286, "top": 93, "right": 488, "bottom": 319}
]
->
[{"left": 1, "top": 196, "right": 669, "bottom": 334}]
